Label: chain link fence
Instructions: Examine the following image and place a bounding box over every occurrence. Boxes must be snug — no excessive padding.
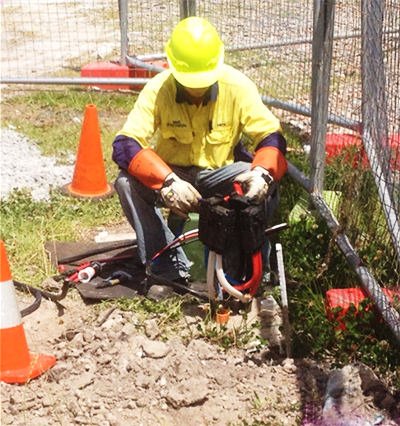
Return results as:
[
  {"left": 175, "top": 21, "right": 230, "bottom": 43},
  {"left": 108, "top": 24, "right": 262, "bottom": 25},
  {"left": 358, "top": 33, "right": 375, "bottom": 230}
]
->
[{"left": 1, "top": 0, "right": 399, "bottom": 339}]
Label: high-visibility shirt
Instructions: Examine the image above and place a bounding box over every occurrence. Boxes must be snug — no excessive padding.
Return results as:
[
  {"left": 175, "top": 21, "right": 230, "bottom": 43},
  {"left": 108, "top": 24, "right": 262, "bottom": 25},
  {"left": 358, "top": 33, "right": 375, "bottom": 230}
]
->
[{"left": 117, "top": 64, "right": 282, "bottom": 170}]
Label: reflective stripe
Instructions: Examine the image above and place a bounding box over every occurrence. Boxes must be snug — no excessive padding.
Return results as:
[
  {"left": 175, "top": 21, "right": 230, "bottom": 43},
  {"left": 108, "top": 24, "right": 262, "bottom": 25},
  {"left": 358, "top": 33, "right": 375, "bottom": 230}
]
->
[{"left": 0, "top": 279, "right": 22, "bottom": 329}]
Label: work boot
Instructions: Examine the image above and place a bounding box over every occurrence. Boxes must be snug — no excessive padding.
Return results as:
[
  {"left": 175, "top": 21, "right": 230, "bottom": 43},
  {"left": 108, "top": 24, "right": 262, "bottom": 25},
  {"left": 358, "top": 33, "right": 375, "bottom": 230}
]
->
[
  {"left": 145, "top": 274, "right": 190, "bottom": 301},
  {"left": 146, "top": 284, "right": 175, "bottom": 301}
]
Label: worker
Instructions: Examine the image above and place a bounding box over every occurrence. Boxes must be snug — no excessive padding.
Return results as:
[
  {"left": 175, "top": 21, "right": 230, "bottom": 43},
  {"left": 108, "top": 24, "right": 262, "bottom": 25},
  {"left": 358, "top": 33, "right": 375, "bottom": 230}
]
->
[{"left": 112, "top": 17, "right": 287, "bottom": 287}]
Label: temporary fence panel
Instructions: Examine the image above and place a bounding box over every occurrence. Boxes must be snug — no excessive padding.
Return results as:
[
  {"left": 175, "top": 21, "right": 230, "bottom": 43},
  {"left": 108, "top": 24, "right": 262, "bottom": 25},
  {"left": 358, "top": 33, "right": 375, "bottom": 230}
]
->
[{"left": 1, "top": 1, "right": 121, "bottom": 78}]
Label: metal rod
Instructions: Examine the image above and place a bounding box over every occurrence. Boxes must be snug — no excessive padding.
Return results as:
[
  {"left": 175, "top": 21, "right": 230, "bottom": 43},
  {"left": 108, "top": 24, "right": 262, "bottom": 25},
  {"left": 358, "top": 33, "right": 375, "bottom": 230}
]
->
[
  {"left": 287, "top": 161, "right": 312, "bottom": 192},
  {"left": 135, "top": 29, "right": 398, "bottom": 57},
  {"left": 310, "top": 0, "right": 336, "bottom": 193},
  {"left": 180, "top": 0, "right": 196, "bottom": 19},
  {"left": 0, "top": 77, "right": 151, "bottom": 85},
  {"left": 126, "top": 56, "right": 166, "bottom": 73},
  {"left": 275, "top": 243, "right": 292, "bottom": 358},
  {"left": 0, "top": 76, "right": 363, "bottom": 136},
  {"left": 261, "top": 96, "right": 360, "bottom": 131},
  {"left": 361, "top": 129, "right": 400, "bottom": 261},
  {"left": 118, "top": 0, "right": 129, "bottom": 66},
  {"left": 227, "top": 29, "right": 398, "bottom": 52},
  {"left": 361, "top": 0, "right": 400, "bottom": 261}
]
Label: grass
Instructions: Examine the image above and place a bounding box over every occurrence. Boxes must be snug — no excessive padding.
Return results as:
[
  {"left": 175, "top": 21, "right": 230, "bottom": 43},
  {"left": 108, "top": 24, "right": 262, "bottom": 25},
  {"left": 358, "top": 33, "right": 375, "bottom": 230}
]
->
[
  {"left": 1, "top": 89, "right": 135, "bottom": 169},
  {"left": 1, "top": 88, "right": 399, "bottom": 392},
  {"left": 0, "top": 190, "right": 123, "bottom": 284},
  {"left": 196, "top": 307, "right": 266, "bottom": 351},
  {"left": 0, "top": 89, "right": 134, "bottom": 283}
]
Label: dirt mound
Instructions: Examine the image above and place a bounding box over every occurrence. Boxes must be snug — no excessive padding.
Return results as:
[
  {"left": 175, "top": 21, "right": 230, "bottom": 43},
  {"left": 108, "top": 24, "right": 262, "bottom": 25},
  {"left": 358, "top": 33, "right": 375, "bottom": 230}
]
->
[{"left": 1, "top": 290, "right": 329, "bottom": 426}]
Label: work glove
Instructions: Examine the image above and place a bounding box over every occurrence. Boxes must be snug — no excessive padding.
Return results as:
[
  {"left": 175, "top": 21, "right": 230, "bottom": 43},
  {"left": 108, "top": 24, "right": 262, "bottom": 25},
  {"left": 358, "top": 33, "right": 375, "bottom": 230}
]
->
[
  {"left": 234, "top": 166, "right": 274, "bottom": 202},
  {"left": 160, "top": 173, "right": 201, "bottom": 218}
]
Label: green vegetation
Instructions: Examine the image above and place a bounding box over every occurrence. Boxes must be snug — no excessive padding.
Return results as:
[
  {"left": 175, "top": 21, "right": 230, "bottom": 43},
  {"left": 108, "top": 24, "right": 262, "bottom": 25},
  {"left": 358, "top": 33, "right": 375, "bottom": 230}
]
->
[
  {"left": 0, "top": 190, "right": 123, "bottom": 284},
  {"left": 1, "top": 90, "right": 399, "bottom": 391},
  {"left": 278, "top": 135, "right": 400, "bottom": 389},
  {"left": 196, "top": 307, "right": 266, "bottom": 350},
  {"left": 1, "top": 89, "right": 135, "bottom": 169}
]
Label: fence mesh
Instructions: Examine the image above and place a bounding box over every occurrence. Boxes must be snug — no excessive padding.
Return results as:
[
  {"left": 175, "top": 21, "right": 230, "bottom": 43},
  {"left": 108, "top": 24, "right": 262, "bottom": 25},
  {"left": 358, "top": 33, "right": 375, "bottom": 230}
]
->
[
  {"left": 1, "top": 1, "right": 121, "bottom": 77},
  {"left": 1, "top": 2, "right": 399, "bottom": 285}
]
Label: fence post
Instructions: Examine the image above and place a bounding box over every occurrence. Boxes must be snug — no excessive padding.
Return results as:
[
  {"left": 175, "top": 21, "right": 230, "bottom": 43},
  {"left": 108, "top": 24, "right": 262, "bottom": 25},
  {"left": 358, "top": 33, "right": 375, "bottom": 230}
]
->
[
  {"left": 118, "top": 0, "right": 129, "bottom": 65},
  {"left": 361, "top": 0, "right": 400, "bottom": 261},
  {"left": 309, "top": 0, "right": 335, "bottom": 194},
  {"left": 180, "top": 0, "right": 196, "bottom": 19}
]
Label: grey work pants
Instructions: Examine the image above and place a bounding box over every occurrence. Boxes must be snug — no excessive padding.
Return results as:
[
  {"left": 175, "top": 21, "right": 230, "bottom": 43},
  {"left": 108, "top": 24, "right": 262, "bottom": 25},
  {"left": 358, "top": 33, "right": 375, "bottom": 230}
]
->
[{"left": 114, "top": 162, "right": 278, "bottom": 280}]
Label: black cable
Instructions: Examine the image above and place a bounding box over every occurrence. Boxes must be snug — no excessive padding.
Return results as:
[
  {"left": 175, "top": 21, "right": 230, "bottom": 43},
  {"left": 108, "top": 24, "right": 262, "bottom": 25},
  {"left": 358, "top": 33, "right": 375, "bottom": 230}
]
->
[
  {"left": 11, "top": 224, "right": 287, "bottom": 317},
  {"left": 14, "top": 281, "right": 43, "bottom": 317},
  {"left": 145, "top": 270, "right": 209, "bottom": 302},
  {"left": 14, "top": 279, "right": 71, "bottom": 317}
]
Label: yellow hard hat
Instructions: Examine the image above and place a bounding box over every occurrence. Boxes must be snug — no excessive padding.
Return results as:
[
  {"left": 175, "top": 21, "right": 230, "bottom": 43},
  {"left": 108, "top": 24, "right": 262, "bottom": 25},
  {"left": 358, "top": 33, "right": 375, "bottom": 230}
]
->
[{"left": 165, "top": 17, "right": 224, "bottom": 88}]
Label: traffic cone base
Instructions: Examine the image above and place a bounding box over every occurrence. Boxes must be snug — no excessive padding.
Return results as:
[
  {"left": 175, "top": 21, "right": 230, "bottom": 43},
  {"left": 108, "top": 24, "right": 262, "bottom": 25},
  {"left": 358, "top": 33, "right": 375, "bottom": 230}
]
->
[
  {"left": 62, "top": 182, "right": 114, "bottom": 199},
  {"left": 0, "top": 324, "right": 56, "bottom": 383},
  {"left": 1, "top": 354, "right": 56, "bottom": 384},
  {"left": 1, "top": 240, "right": 56, "bottom": 384},
  {"left": 63, "top": 103, "right": 115, "bottom": 199}
]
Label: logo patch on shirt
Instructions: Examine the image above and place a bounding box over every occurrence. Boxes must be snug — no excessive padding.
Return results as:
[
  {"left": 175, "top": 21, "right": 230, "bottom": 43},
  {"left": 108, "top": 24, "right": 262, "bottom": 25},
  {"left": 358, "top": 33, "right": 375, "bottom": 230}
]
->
[{"left": 167, "top": 120, "right": 187, "bottom": 128}]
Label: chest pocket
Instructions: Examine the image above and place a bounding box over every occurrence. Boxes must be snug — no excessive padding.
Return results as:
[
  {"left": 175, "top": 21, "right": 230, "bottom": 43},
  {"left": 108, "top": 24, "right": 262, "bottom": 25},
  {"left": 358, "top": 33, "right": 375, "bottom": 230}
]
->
[
  {"left": 161, "top": 127, "right": 194, "bottom": 145},
  {"left": 206, "top": 127, "right": 233, "bottom": 145},
  {"left": 205, "top": 127, "right": 235, "bottom": 168},
  {"left": 157, "top": 127, "right": 194, "bottom": 165}
]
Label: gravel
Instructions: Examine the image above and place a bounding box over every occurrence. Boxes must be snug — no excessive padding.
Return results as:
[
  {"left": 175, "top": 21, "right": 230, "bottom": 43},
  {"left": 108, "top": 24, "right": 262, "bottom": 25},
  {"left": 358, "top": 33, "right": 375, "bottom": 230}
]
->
[{"left": 0, "top": 127, "right": 75, "bottom": 201}]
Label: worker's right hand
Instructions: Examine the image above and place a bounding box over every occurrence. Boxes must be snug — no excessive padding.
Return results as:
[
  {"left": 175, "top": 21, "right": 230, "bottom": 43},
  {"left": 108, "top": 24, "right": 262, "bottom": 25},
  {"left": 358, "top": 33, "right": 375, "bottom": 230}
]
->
[{"left": 160, "top": 173, "right": 201, "bottom": 218}]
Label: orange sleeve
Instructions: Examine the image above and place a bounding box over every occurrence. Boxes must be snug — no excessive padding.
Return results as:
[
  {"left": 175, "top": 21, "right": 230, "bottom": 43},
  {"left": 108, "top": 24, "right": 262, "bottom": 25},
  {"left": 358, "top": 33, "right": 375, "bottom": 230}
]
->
[
  {"left": 251, "top": 146, "right": 287, "bottom": 181},
  {"left": 128, "top": 148, "right": 172, "bottom": 190}
]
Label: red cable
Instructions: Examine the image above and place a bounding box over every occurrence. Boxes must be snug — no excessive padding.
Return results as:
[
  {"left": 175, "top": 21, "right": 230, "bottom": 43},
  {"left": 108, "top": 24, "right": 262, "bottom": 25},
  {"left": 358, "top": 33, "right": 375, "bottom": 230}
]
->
[
  {"left": 151, "top": 229, "right": 199, "bottom": 261},
  {"left": 224, "top": 251, "right": 263, "bottom": 295}
]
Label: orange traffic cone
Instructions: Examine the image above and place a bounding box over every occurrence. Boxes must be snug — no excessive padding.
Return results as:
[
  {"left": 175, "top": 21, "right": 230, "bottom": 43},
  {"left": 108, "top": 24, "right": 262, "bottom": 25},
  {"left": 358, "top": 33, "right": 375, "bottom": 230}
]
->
[
  {"left": 0, "top": 240, "right": 56, "bottom": 384},
  {"left": 63, "top": 104, "right": 114, "bottom": 199}
]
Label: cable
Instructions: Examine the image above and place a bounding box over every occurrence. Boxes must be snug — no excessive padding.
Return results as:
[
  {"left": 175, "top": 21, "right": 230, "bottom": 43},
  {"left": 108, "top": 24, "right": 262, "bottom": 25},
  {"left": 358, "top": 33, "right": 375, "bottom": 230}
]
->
[
  {"left": 14, "top": 281, "right": 42, "bottom": 317},
  {"left": 151, "top": 230, "right": 199, "bottom": 262},
  {"left": 14, "top": 279, "right": 71, "bottom": 317}
]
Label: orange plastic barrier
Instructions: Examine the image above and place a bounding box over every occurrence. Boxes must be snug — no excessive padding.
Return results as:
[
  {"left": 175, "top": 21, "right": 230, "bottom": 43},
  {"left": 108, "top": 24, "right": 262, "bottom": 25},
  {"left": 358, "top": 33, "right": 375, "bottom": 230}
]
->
[{"left": 325, "top": 287, "right": 400, "bottom": 330}]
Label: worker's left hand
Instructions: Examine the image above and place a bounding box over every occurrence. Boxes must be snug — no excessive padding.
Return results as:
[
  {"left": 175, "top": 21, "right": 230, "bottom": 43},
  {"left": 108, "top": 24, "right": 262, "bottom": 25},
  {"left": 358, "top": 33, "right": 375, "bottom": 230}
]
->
[
  {"left": 160, "top": 173, "right": 201, "bottom": 218},
  {"left": 234, "top": 166, "right": 274, "bottom": 202}
]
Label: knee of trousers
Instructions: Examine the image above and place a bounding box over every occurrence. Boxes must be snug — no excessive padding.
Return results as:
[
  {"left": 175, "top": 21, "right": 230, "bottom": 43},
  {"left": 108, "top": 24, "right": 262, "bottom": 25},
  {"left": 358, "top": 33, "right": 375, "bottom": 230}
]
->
[
  {"left": 114, "top": 172, "right": 132, "bottom": 198},
  {"left": 114, "top": 171, "right": 158, "bottom": 206}
]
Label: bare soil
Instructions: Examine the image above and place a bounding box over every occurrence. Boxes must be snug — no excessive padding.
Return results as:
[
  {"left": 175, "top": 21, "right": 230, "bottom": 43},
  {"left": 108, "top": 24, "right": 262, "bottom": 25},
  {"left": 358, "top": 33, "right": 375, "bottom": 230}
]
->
[
  {"left": 2, "top": 276, "right": 399, "bottom": 426},
  {"left": 1, "top": 286, "right": 327, "bottom": 426}
]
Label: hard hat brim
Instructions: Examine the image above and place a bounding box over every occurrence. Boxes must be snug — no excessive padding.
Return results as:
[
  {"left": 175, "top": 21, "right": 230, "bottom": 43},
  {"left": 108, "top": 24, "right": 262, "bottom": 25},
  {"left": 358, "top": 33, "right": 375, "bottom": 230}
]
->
[
  {"left": 167, "top": 54, "right": 224, "bottom": 89},
  {"left": 171, "top": 68, "right": 220, "bottom": 88}
]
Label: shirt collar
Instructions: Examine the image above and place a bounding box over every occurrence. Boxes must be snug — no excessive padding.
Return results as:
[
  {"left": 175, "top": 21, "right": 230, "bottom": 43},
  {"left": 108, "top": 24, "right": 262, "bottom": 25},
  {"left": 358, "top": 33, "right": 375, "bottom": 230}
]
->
[{"left": 175, "top": 79, "right": 219, "bottom": 105}]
